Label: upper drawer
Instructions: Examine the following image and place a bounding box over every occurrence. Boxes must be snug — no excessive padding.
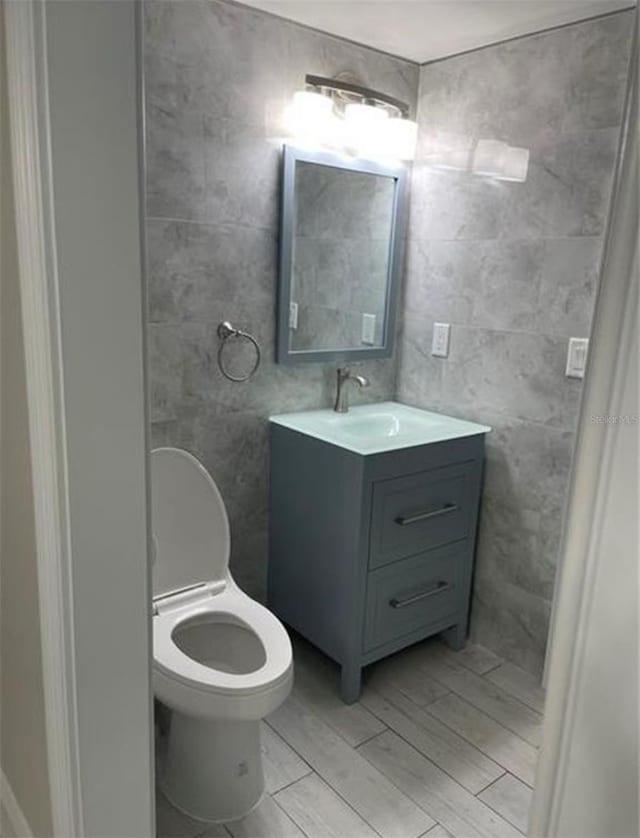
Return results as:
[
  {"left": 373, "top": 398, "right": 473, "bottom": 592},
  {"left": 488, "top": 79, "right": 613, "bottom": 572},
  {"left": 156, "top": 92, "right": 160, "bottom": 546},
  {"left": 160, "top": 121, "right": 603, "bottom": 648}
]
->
[{"left": 369, "top": 462, "right": 474, "bottom": 569}]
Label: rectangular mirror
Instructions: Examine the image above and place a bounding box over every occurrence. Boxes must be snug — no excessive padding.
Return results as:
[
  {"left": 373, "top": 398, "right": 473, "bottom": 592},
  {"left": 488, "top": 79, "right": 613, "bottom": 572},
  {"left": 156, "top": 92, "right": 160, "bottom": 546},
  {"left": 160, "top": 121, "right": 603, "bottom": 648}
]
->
[{"left": 277, "top": 145, "right": 407, "bottom": 364}]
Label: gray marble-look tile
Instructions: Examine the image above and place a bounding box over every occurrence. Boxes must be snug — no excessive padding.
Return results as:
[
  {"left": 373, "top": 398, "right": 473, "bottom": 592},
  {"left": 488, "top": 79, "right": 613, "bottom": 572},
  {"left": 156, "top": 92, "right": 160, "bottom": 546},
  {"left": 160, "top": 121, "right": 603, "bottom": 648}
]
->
[
  {"left": 148, "top": 324, "right": 183, "bottom": 423},
  {"left": 404, "top": 239, "right": 544, "bottom": 332},
  {"left": 402, "top": 14, "right": 628, "bottom": 677},
  {"left": 559, "top": 11, "right": 634, "bottom": 132},
  {"left": 416, "top": 10, "right": 632, "bottom": 147},
  {"left": 482, "top": 415, "right": 575, "bottom": 521},
  {"left": 147, "top": 220, "right": 276, "bottom": 324},
  {"left": 433, "top": 326, "right": 583, "bottom": 429},
  {"left": 394, "top": 315, "right": 444, "bottom": 410},
  {"left": 469, "top": 583, "right": 552, "bottom": 680},
  {"left": 535, "top": 237, "right": 602, "bottom": 337},
  {"left": 475, "top": 492, "right": 562, "bottom": 604},
  {"left": 409, "top": 164, "right": 506, "bottom": 241},
  {"left": 500, "top": 127, "right": 620, "bottom": 240}
]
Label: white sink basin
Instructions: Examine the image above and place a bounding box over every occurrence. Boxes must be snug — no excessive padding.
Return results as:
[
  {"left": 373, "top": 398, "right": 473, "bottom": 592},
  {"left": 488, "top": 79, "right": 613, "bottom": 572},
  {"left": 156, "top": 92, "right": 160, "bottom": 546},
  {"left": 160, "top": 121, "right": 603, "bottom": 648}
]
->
[{"left": 270, "top": 401, "right": 490, "bottom": 455}]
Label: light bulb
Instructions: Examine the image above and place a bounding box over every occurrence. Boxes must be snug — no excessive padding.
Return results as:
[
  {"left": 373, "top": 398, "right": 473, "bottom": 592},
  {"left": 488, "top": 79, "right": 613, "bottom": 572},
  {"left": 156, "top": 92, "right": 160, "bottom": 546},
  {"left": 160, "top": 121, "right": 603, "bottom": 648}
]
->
[
  {"left": 343, "top": 103, "right": 388, "bottom": 156},
  {"left": 384, "top": 117, "right": 418, "bottom": 160},
  {"left": 284, "top": 90, "right": 336, "bottom": 145}
]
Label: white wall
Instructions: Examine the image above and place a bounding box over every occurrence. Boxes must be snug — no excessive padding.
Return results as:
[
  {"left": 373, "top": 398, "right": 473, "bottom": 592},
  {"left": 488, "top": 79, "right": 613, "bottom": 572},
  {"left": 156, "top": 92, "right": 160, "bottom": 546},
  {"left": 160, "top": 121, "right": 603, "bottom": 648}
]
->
[
  {"left": 5, "top": 0, "right": 155, "bottom": 833},
  {"left": 555, "top": 271, "right": 638, "bottom": 837},
  {"left": 0, "top": 4, "right": 53, "bottom": 834},
  {"left": 42, "top": 2, "right": 155, "bottom": 833}
]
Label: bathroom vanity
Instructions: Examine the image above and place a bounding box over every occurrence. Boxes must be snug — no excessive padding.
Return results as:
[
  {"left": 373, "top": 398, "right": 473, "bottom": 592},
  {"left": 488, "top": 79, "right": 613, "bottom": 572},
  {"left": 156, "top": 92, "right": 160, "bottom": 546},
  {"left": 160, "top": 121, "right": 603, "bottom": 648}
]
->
[{"left": 268, "top": 401, "right": 490, "bottom": 702}]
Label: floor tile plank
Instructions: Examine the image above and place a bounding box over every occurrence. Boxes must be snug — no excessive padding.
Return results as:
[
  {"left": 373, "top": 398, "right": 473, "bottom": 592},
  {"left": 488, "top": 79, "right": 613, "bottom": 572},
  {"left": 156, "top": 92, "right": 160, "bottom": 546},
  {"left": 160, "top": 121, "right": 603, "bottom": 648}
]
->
[
  {"left": 423, "top": 827, "right": 454, "bottom": 838},
  {"left": 262, "top": 723, "right": 312, "bottom": 794},
  {"left": 361, "top": 685, "right": 504, "bottom": 794},
  {"left": 479, "top": 773, "right": 533, "bottom": 834},
  {"left": 440, "top": 643, "right": 503, "bottom": 676},
  {"left": 275, "top": 773, "right": 379, "bottom": 838},
  {"left": 486, "top": 664, "right": 546, "bottom": 714},
  {"left": 225, "top": 795, "right": 304, "bottom": 838},
  {"left": 365, "top": 652, "right": 450, "bottom": 707},
  {"left": 268, "top": 695, "right": 434, "bottom": 838},
  {"left": 359, "top": 731, "right": 522, "bottom": 838},
  {"left": 293, "top": 651, "right": 386, "bottom": 747},
  {"left": 415, "top": 648, "right": 543, "bottom": 746},
  {"left": 425, "top": 693, "right": 538, "bottom": 787}
]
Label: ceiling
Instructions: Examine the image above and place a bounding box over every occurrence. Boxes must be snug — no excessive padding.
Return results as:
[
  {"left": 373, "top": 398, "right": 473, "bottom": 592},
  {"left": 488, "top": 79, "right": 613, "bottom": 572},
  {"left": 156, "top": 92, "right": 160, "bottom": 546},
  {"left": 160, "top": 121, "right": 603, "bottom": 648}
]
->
[{"left": 239, "top": 0, "right": 634, "bottom": 63}]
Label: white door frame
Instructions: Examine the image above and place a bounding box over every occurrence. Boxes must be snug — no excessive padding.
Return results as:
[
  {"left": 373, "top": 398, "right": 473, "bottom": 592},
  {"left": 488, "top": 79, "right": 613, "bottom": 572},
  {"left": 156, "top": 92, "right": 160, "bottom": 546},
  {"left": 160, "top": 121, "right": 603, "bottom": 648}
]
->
[
  {"left": 5, "top": 1, "right": 83, "bottom": 832},
  {"left": 4, "top": 0, "right": 154, "bottom": 834}
]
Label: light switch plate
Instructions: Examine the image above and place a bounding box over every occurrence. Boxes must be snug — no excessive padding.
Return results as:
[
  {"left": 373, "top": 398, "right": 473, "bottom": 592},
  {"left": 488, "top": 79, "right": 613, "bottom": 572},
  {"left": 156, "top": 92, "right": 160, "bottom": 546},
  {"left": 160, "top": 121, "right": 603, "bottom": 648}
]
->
[
  {"left": 566, "top": 337, "right": 589, "bottom": 378},
  {"left": 289, "top": 301, "right": 298, "bottom": 330},
  {"left": 361, "top": 313, "right": 376, "bottom": 345},
  {"left": 432, "top": 322, "right": 451, "bottom": 358}
]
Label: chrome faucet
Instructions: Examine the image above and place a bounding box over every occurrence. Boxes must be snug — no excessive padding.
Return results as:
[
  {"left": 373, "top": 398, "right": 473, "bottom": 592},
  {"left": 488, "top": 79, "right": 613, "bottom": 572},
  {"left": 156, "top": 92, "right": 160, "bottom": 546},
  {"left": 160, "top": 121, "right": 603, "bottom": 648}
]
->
[{"left": 334, "top": 367, "right": 370, "bottom": 413}]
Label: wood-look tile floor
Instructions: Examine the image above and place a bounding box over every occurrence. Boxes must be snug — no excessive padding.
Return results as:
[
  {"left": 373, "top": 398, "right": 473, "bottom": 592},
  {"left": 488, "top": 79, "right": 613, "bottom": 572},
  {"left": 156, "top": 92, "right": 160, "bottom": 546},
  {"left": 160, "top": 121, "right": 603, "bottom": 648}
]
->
[{"left": 156, "top": 635, "right": 545, "bottom": 838}]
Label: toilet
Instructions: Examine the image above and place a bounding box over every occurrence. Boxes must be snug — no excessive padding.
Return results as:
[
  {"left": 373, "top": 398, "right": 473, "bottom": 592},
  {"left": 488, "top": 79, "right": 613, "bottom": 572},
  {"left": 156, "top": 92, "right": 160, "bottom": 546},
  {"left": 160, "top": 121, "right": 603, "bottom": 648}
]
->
[{"left": 151, "top": 447, "right": 293, "bottom": 823}]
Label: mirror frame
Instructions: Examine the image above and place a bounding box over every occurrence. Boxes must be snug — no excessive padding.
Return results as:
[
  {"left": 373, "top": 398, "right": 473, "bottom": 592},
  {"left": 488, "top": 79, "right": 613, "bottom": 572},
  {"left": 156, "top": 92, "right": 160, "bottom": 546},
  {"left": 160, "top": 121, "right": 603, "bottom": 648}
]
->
[{"left": 277, "top": 144, "right": 407, "bottom": 365}]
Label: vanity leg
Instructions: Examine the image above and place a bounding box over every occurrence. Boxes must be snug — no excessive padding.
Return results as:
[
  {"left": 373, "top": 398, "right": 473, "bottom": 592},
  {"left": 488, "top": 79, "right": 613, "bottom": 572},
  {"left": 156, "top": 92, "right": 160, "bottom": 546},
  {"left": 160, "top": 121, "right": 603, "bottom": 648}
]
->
[
  {"left": 340, "top": 663, "right": 362, "bottom": 704},
  {"left": 442, "top": 622, "right": 467, "bottom": 651}
]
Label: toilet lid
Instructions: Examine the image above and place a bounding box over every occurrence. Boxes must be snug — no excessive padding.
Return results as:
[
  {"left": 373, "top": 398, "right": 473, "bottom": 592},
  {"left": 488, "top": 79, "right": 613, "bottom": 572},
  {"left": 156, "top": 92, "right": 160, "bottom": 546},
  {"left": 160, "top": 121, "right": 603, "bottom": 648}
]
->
[{"left": 150, "top": 447, "right": 231, "bottom": 597}]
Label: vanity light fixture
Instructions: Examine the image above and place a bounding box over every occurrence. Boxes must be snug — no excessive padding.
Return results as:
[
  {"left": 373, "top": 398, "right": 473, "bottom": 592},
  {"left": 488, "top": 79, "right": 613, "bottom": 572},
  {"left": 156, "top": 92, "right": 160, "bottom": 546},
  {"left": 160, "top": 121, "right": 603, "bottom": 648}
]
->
[
  {"left": 285, "top": 74, "right": 418, "bottom": 161},
  {"left": 283, "top": 89, "right": 338, "bottom": 146}
]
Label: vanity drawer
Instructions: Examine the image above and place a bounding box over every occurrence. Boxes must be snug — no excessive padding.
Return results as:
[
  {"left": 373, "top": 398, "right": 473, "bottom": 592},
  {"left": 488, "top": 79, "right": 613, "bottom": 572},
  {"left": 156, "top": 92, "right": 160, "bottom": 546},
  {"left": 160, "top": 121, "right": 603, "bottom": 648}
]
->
[
  {"left": 363, "top": 543, "right": 464, "bottom": 651},
  {"left": 369, "top": 463, "right": 473, "bottom": 569}
]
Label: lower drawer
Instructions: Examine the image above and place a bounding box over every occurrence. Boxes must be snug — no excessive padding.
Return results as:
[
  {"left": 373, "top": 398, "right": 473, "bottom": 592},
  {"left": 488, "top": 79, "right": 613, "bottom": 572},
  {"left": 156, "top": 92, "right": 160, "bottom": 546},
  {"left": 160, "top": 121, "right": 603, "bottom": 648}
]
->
[{"left": 363, "top": 541, "right": 465, "bottom": 651}]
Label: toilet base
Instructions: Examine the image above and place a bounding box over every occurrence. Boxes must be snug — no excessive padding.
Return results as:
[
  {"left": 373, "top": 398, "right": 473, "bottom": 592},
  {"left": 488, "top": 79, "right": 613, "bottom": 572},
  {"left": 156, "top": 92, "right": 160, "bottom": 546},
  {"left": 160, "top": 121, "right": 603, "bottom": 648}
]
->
[{"left": 160, "top": 710, "right": 265, "bottom": 823}]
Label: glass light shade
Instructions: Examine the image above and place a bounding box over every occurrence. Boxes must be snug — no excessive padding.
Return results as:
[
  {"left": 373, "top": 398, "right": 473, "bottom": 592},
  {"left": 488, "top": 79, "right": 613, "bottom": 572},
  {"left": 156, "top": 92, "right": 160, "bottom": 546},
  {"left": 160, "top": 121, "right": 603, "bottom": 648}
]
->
[
  {"left": 343, "top": 102, "right": 388, "bottom": 156},
  {"left": 344, "top": 102, "right": 389, "bottom": 127},
  {"left": 384, "top": 117, "right": 418, "bottom": 160},
  {"left": 284, "top": 90, "right": 337, "bottom": 145},
  {"left": 472, "top": 139, "right": 509, "bottom": 177},
  {"left": 497, "top": 146, "right": 530, "bottom": 182}
]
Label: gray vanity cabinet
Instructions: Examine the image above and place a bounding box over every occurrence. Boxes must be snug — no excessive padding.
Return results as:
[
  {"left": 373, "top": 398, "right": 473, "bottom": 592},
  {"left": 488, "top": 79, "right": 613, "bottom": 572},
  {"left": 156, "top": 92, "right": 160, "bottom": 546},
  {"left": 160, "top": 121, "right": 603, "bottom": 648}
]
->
[{"left": 268, "top": 426, "right": 486, "bottom": 702}]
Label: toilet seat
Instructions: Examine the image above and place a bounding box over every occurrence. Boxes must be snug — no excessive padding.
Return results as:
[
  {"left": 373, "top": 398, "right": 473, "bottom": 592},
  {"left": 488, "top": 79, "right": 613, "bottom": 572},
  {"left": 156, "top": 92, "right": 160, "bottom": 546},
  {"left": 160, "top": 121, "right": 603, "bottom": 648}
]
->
[
  {"left": 153, "top": 583, "right": 292, "bottom": 698},
  {"left": 150, "top": 447, "right": 293, "bottom": 723}
]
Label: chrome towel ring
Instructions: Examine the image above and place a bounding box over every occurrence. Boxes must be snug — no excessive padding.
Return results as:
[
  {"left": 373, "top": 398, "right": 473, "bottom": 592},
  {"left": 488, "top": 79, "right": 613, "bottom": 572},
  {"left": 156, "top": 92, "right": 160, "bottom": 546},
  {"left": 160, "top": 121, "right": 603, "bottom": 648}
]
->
[{"left": 216, "top": 321, "right": 261, "bottom": 382}]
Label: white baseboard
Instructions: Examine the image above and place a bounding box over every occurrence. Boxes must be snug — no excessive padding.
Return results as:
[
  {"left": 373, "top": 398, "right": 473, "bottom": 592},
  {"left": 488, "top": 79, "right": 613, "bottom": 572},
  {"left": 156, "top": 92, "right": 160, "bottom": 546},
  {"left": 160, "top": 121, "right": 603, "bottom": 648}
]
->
[{"left": 0, "top": 769, "right": 33, "bottom": 838}]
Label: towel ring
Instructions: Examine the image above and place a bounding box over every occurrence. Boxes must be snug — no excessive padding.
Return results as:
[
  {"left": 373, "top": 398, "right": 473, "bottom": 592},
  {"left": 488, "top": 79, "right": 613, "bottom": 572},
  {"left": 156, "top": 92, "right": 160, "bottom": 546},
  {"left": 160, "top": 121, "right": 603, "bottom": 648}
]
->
[{"left": 216, "top": 321, "right": 261, "bottom": 382}]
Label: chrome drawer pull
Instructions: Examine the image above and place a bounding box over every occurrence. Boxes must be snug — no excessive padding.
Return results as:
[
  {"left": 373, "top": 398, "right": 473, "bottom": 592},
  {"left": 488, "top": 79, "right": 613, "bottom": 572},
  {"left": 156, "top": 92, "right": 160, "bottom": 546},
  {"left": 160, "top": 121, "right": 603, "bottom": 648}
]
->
[
  {"left": 394, "top": 502, "right": 458, "bottom": 526},
  {"left": 389, "top": 581, "right": 452, "bottom": 609}
]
